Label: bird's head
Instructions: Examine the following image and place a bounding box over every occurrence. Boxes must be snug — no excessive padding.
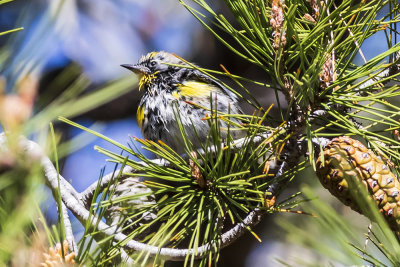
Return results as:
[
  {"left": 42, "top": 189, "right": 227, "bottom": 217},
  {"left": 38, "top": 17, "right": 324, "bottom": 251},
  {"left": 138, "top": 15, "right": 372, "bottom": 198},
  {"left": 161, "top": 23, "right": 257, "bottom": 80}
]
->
[{"left": 121, "top": 51, "right": 186, "bottom": 90}]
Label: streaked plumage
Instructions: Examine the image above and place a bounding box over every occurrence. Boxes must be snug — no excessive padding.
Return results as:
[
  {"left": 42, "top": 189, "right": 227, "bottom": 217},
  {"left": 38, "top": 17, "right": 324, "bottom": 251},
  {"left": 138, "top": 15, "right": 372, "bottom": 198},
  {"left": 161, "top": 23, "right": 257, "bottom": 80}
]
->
[{"left": 122, "top": 51, "right": 242, "bottom": 154}]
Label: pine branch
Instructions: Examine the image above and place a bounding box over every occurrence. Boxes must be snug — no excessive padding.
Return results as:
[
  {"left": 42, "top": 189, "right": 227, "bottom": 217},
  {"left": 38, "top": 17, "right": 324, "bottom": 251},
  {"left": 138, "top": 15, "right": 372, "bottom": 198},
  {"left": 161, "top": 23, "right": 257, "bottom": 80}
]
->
[
  {"left": 0, "top": 123, "right": 344, "bottom": 263},
  {"left": 0, "top": 124, "right": 318, "bottom": 261},
  {"left": 0, "top": 132, "right": 276, "bottom": 259}
]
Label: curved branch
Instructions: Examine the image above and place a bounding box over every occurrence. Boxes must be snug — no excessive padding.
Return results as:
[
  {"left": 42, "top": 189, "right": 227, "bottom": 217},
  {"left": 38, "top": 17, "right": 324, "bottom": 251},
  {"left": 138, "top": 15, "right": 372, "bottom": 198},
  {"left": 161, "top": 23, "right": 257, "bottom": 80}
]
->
[
  {"left": 0, "top": 133, "right": 272, "bottom": 260},
  {"left": 54, "top": 160, "right": 263, "bottom": 260},
  {"left": 1, "top": 130, "right": 305, "bottom": 261}
]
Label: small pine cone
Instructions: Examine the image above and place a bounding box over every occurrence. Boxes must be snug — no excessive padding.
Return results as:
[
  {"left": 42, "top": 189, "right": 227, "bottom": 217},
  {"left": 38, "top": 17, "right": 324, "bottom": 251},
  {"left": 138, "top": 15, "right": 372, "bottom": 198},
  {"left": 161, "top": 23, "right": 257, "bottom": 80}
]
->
[
  {"left": 316, "top": 136, "right": 400, "bottom": 231},
  {"left": 270, "top": 0, "right": 286, "bottom": 49},
  {"left": 319, "top": 53, "right": 334, "bottom": 89}
]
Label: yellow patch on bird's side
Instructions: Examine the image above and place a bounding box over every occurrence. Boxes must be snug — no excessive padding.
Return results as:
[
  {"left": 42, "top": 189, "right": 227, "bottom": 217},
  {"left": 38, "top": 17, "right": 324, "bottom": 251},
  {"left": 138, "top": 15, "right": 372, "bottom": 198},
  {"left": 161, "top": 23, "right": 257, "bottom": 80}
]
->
[
  {"left": 178, "top": 81, "right": 217, "bottom": 97},
  {"left": 136, "top": 106, "right": 145, "bottom": 128},
  {"left": 172, "top": 91, "right": 180, "bottom": 100}
]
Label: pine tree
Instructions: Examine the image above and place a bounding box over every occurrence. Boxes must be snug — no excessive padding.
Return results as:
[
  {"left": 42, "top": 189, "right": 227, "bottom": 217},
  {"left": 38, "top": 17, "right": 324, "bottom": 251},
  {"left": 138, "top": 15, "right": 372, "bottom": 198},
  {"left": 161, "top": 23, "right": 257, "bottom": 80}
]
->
[{"left": 1, "top": 0, "right": 400, "bottom": 266}]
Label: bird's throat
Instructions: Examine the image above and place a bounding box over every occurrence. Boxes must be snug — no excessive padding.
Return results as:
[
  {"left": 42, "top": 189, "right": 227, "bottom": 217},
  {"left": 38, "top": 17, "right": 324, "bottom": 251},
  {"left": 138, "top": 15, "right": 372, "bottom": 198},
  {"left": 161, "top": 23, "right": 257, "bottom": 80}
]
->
[{"left": 138, "top": 73, "right": 157, "bottom": 91}]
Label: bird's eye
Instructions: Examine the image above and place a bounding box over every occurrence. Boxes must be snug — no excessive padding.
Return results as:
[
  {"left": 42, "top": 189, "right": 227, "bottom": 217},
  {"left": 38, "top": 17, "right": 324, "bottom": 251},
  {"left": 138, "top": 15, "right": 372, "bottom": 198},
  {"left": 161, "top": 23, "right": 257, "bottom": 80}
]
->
[{"left": 150, "top": 61, "right": 157, "bottom": 67}]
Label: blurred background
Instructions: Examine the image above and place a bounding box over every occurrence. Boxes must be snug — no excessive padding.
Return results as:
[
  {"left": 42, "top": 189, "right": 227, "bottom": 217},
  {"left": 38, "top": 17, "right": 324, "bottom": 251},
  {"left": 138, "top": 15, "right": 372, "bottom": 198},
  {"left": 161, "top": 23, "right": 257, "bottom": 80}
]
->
[{"left": 0, "top": 0, "right": 391, "bottom": 266}]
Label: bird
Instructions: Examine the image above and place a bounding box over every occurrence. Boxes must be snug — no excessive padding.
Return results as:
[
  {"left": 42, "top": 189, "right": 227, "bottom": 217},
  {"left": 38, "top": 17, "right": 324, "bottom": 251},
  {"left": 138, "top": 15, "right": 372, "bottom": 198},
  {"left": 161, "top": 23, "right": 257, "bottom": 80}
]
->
[
  {"left": 121, "top": 51, "right": 243, "bottom": 154},
  {"left": 104, "top": 52, "right": 245, "bottom": 249}
]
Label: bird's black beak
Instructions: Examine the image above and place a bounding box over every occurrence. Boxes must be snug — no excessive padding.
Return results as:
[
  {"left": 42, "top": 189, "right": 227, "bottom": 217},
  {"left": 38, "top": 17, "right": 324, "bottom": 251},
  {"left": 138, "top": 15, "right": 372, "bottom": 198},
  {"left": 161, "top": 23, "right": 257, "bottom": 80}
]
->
[{"left": 121, "top": 64, "right": 150, "bottom": 75}]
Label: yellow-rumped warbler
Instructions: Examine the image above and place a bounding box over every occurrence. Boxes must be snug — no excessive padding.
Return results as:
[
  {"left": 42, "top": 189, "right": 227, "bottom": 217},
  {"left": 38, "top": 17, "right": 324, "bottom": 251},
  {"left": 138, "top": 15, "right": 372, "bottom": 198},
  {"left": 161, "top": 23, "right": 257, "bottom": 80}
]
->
[{"left": 121, "top": 51, "right": 243, "bottom": 153}]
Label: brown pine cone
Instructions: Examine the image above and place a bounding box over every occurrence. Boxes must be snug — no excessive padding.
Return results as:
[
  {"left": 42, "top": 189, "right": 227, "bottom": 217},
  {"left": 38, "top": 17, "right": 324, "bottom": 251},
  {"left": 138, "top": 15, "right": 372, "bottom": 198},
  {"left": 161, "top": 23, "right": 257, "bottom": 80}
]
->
[{"left": 316, "top": 136, "right": 400, "bottom": 231}]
